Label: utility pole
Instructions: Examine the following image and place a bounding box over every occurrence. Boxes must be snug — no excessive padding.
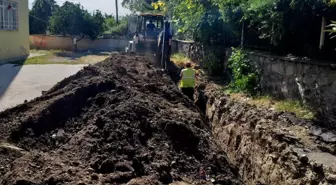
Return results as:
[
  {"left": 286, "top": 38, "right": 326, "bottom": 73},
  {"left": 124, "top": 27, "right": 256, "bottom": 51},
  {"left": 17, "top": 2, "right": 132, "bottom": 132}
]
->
[
  {"left": 116, "top": 0, "right": 119, "bottom": 24},
  {"left": 240, "top": 20, "right": 244, "bottom": 48},
  {"left": 319, "top": 16, "right": 326, "bottom": 50}
]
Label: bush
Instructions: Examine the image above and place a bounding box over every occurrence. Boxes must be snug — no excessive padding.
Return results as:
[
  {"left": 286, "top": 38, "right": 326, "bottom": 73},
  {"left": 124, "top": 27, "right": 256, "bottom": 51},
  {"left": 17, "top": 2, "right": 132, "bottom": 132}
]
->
[
  {"left": 110, "top": 22, "right": 128, "bottom": 36},
  {"left": 228, "top": 48, "right": 260, "bottom": 95},
  {"left": 105, "top": 17, "right": 117, "bottom": 29},
  {"left": 201, "top": 52, "right": 223, "bottom": 77},
  {"left": 104, "top": 16, "right": 129, "bottom": 37}
]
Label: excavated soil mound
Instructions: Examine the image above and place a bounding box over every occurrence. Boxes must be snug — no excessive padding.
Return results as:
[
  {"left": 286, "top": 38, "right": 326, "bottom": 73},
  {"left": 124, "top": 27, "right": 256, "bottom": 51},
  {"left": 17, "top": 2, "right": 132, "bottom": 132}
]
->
[{"left": 0, "top": 53, "right": 242, "bottom": 185}]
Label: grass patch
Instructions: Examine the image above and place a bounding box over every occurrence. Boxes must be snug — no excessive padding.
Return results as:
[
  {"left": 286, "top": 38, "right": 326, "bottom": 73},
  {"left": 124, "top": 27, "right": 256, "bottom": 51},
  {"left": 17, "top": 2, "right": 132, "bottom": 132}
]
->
[
  {"left": 171, "top": 53, "right": 190, "bottom": 68},
  {"left": 9, "top": 50, "right": 109, "bottom": 65},
  {"left": 274, "top": 100, "right": 314, "bottom": 120},
  {"left": 248, "top": 95, "right": 275, "bottom": 108},
  {"left": 11, "top": 56, "right": 81, "bottom": 65},
  {"left": 10, "top": 53, "right": 75, "bottom": 65},
  {"left": 227, "top": 92, "right": 315, "bottom": 119},
  {"left": 171, "top": 52, "right": 206, "bottom": 80}
]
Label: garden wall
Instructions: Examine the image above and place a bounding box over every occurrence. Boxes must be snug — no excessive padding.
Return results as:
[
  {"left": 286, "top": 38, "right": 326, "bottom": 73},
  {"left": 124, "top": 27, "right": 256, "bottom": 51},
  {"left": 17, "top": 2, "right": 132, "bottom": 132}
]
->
[
  {"left": 30, "top": 35, "right": 128, "bottom": 52},
  {"left": 241, "top": 49, "right": 336, "bottom": 122},
  {"left": 173, "top": 40, "right": 336, "bottom": 123}
]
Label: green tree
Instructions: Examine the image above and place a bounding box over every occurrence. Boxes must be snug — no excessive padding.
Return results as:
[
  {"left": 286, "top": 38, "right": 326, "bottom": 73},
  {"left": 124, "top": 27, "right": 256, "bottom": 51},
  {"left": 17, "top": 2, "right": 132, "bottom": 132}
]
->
[
  {"left": 49, "top": 2, "right": 105, "bottom": 40},
  {"left": 122, "top": 0, "right": 336, "bottom": 58},
  {"left": 105, "top": 17, "right": 117, "bottom": 30},
  {"left": 109, "top": 16, "right": 129, "bottom": 36},
  {"left": 122, "top": 0, "right": 162, "bottom": 12},
  {"left": 29, "top": 0, "right": 57, "bottom": 34}
]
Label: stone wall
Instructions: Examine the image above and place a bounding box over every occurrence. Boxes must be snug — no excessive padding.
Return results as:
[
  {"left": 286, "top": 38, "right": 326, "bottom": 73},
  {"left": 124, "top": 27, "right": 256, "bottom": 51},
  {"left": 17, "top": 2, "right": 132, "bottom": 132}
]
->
[
  {"left": 171, "top": 39, "right": 204, "bottom": 63},
  {"left": 237, "top": 50, "right": 336, "bottom": 122}
]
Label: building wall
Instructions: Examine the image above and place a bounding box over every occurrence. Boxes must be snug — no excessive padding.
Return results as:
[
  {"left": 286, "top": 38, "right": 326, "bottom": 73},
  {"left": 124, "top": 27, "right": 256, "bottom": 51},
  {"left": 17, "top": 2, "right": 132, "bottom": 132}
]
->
[
  {"left": 30, "top": 35, "right": 129, "bottom": 52},
  {"left": 0, "top": 0, "right": 30, "bottom": 63}
]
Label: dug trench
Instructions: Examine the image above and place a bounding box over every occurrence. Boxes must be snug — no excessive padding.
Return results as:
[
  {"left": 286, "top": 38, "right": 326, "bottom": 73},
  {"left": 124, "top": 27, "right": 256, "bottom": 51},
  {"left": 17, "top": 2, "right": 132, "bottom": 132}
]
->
[{"left": 166, "top": 58, "right": 336, "bottom": 185}]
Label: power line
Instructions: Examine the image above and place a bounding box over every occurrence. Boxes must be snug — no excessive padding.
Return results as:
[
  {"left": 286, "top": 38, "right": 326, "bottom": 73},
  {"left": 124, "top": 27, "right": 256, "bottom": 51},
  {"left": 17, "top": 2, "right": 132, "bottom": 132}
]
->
[{"left": 29, "top": 14, "right": 49, "bottom": 23}]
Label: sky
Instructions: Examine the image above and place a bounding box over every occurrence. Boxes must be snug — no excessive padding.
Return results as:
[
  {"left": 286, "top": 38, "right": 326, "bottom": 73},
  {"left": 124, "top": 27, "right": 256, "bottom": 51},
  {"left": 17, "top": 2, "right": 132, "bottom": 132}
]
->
[{"left": 28, "top": 0, "right": 132, "bottom": 16}]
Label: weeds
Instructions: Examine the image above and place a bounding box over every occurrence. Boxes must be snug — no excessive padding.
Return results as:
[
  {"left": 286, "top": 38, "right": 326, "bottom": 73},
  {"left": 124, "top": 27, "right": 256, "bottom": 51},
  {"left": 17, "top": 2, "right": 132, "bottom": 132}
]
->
[
  {"left": 227, "top": 92, "right": 315, "bottom": 119},
  {"left": 170, "top": 52, "right": 205, "bottom": 79},
  {"left": 171, "top": 53, "right": 190, "bottom": 68},
  {"left": 275, "top": 100, "right": 314, "bottom": 119},
  {"left": 227, "top": 48, "right": 260, "bottom": 95}
]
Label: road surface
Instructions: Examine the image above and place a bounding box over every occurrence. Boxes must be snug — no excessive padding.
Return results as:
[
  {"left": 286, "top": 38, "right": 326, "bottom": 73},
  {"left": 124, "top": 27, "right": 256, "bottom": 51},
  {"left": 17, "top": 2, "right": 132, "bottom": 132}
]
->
[{"left": 0, "top": 64, "right": 86, "bottom": 112}]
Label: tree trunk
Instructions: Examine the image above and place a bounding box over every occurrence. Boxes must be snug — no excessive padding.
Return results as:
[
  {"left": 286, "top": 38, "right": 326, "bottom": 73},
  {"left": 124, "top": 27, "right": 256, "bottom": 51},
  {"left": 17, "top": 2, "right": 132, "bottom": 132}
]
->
[{"left": 116, "top": 0, "right": 119, "bottom": 24}]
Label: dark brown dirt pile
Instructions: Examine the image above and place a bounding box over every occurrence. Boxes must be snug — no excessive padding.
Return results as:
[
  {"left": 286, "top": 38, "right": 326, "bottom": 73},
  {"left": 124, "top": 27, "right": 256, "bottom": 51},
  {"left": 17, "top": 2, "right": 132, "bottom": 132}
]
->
[{"left": 0, "top": 53, "right": 242, "bottom": 185}]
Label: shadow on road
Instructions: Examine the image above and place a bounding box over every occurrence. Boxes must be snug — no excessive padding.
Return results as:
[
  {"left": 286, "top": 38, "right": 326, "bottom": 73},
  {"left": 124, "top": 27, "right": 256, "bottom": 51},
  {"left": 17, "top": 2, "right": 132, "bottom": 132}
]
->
[{"left": 0, "top": 63, "right": 23, "bottom": 103}]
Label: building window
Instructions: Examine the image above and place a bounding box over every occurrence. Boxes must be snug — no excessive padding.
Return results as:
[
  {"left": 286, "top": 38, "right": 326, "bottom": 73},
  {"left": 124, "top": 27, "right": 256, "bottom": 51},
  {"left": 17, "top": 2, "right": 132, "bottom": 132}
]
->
[{"left": 0, "top": 0, "right": 18, "bottom": 30}]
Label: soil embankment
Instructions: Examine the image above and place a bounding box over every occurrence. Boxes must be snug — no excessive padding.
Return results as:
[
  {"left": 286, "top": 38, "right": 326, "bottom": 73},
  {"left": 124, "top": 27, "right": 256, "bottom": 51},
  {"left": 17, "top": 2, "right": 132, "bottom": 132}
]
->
[
  {"left": 202, "top": 84, "right": 336, "bottom": 185},
  {"left": 0, "top": 53, "right": 242, "bottom": 185}
]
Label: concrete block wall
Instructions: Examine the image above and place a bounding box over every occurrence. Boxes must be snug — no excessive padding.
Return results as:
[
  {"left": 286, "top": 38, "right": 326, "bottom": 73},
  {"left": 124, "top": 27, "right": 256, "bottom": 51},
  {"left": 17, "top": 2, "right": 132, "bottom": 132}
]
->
[{"left": 29, "top": 35, "right": 128, "bottom": 52}]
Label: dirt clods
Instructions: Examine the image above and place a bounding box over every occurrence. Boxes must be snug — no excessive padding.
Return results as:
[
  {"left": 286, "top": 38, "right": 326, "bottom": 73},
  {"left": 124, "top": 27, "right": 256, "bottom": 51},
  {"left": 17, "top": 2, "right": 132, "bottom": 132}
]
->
[{"left": 0, "top": 53, "right": 242, "bottom": 184}]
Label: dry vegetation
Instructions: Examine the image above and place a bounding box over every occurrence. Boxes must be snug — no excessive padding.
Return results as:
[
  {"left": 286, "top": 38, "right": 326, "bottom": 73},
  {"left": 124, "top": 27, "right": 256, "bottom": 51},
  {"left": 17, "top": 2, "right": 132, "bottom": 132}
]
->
[{"left": 227, "top": 92, "right": 314, "bottom": 119}]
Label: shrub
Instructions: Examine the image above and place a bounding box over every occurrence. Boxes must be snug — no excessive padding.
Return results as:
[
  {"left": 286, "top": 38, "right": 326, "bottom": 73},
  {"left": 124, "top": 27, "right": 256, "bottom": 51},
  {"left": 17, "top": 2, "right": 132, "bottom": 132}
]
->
[
  {"left": 228, "top": 48, "right": 260, "bottom": 95},
  {"left": 201, "top": 52, "right": 223, "bottom": 77},
  {"left": 110, "top": 22, "right": 128, "bottom": 36}
]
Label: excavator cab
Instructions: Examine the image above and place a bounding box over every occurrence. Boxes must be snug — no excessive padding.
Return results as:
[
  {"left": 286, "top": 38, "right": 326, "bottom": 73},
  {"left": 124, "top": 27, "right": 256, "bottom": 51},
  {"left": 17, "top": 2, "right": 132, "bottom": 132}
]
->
[
  {"left": 127, "top": 13, "right": 165, "bottom": 53},
  {"left": 139, "top": 13, "right": 164, "bottom": 40}
]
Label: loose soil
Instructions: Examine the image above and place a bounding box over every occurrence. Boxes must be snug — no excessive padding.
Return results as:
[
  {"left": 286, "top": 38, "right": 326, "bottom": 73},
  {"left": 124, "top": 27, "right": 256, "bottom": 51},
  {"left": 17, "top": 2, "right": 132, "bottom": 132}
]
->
[{"left": 0, "top": 53, "right": 242, "bottom": 185}]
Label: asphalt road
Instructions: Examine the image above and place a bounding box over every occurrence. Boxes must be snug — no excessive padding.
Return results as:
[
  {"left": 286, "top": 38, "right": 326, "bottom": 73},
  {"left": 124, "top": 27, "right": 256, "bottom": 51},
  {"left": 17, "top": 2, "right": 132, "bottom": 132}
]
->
[{"left": 0, "top": 64, "right": 86, "bottom": 112}]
